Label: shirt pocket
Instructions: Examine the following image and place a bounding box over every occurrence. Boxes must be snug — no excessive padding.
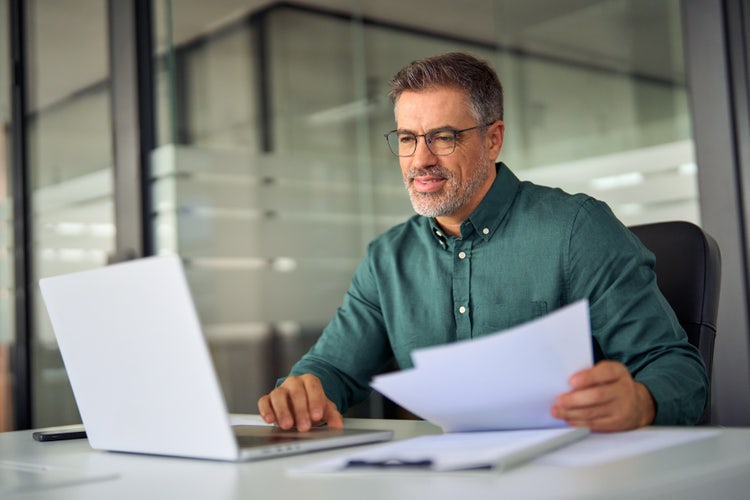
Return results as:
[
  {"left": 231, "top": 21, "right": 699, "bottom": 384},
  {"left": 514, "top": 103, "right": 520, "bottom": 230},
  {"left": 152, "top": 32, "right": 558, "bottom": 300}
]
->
[{"left": 476, "top": 301, "right": 548, "bottom": 335}]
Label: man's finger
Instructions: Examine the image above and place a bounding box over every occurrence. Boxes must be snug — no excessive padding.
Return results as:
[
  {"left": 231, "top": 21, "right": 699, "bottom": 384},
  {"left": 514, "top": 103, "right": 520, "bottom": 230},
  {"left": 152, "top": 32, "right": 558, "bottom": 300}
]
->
[
  {"left": 323, "top": 400, "right": 344, "bottom": 429},
  {"left": 268, "top": 383, "right": 308, "bottom": 430},
  {"left": 284, "top": 379, "right": 314, "bottom": 431},
  {"left": 302, "top": 376, "right": 330, "bottom": 423},
  {"left": 257, "top": 395, "right": 276, "bottom": 424},
  {"left": 556, "top": 384, "right": 618, "bottom": 411},
  {"left": 569, "top": 360, "right": 628, "bottom": 389}
]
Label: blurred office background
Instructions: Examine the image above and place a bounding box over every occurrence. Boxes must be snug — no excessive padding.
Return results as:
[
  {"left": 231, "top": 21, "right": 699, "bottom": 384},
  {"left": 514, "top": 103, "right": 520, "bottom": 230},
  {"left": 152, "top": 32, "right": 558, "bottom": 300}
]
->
[{"left": 1, "top": 0, "right": 749, "bottom": 430}]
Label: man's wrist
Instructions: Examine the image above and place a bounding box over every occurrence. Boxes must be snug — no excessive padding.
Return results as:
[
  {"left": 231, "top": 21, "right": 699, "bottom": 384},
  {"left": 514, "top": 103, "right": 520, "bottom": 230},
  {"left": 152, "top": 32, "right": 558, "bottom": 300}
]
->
[{"left": 635, "top": 382, "right": 657, "bottom": 427}]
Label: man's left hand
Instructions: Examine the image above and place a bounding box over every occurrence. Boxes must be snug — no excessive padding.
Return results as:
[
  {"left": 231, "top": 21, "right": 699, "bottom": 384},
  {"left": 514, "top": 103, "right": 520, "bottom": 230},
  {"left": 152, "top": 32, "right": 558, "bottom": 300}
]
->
[{"left": 551, "top": 360, "right": 656, "bottom": 432}]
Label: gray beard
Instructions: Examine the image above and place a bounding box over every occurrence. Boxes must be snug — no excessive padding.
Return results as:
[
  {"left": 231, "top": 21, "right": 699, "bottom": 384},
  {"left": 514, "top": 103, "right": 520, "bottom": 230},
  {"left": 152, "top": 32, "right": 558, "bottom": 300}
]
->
[{"left": 404, "top": 156, "right": 492, "bottom": 218}]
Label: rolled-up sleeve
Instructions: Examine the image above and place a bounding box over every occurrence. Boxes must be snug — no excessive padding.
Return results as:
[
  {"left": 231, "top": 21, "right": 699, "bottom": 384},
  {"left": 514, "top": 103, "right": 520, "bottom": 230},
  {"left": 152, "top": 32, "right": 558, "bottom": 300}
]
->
[{"left": 566, "top": 199, "right": 709, "bottom": 425}]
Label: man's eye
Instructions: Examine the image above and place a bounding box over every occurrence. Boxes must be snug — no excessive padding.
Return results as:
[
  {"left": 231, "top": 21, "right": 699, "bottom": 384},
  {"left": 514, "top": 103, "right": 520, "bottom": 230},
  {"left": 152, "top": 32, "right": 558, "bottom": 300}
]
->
[
  {"left": 398, "top": 135, "right": 416, "bottom": 144},
  {"left": 431, "top": 133, "right": 454, "bottom": 143}
]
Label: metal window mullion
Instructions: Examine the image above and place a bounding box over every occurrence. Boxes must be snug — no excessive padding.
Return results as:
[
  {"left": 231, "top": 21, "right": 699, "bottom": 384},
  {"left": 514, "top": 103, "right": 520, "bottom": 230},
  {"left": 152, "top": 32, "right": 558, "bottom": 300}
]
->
[
  {"left": 9, "top": 0, "right": 32, "bottom": 430},
  {"left": 108, "top": 0, "right": 155, "bottom": 261}
]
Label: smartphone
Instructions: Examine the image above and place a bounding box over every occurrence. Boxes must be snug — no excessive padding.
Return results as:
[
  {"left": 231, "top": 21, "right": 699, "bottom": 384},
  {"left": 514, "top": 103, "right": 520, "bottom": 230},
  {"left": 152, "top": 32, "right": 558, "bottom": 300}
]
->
[{"left": 32, "top": 427, "right": 87, "bottom": 442}]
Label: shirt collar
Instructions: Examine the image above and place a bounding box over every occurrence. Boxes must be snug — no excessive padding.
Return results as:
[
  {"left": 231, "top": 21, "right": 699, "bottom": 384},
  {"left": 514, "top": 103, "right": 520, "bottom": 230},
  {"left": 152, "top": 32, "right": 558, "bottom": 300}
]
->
[{"left": 429, "top": 162, "right": 520, "bottom": 243}]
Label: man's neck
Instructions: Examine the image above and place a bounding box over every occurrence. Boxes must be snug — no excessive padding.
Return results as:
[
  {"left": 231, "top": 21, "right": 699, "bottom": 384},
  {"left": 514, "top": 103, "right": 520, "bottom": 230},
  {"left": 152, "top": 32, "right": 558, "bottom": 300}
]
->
[{"left": 434, "top": 216, "right": 463, "bottom": 237}]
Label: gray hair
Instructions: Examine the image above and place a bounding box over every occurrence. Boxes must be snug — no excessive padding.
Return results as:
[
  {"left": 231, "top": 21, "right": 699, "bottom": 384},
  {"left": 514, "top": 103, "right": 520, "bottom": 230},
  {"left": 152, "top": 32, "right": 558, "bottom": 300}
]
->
[{"left": 388, "top": 52, "right": 504, "bottom": 123}]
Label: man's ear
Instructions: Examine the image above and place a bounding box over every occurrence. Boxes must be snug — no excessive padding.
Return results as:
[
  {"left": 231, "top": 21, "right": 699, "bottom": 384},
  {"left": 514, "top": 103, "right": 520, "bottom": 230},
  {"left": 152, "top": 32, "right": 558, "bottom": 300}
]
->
[{"left": 487, "top": 120, "right": 505, "bottom": 160}]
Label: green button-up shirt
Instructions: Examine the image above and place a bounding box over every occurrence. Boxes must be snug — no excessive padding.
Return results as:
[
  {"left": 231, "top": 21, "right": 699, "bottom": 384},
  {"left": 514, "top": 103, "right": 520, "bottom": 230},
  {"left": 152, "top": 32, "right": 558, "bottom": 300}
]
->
[{"left": 288, "top": 163, "right": 708, "bottom": 425}]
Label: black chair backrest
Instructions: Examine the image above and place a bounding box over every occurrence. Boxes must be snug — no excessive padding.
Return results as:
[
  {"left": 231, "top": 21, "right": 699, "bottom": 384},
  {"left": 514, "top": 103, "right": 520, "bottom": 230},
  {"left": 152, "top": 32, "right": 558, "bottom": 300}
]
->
[
  {"left": 629, "top": 221, "right": 721, "bottom": 423},
  {"left": 629, "top": 221, "right": 721, "bottom": 378}
]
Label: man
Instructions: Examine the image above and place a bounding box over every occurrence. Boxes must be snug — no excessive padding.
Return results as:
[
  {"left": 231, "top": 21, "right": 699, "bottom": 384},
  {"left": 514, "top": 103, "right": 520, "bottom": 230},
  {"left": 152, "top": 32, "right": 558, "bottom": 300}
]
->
[{"left": 258, "top": 52, "right": 708, "bottom": 433}]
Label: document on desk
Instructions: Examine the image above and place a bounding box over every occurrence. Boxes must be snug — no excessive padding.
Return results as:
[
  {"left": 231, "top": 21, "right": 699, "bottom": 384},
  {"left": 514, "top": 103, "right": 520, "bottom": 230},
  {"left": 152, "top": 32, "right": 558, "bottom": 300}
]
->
[
  {"left": 297, "top": 427, "right": 589, "bottom": 473},
  {"left": 536, "top": 427, "right": 720, "bottom": 466},
  {"left": 371, "top": 299, "right": 594, "bottom": 432}
]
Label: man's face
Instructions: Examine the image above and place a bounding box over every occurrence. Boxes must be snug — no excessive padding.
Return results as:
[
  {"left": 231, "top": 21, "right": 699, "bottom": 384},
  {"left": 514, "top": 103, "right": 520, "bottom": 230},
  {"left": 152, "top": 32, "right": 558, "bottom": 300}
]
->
[{"left": 394, "top": 88, "right": 502, "bottom": 221}]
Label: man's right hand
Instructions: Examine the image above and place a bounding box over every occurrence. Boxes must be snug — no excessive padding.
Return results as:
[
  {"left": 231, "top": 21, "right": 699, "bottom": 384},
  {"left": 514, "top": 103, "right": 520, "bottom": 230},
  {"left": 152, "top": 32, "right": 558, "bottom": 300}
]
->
[{"left": 257, "top": 374, "right": 344, "bottom": 432}]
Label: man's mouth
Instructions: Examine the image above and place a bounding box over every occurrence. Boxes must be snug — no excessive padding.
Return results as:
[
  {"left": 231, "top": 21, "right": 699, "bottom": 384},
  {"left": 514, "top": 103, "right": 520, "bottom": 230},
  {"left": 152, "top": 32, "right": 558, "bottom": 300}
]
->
[
  {"left": 412, "top": 175, "right": 448, "bottom": 193},
  {"left": 407, "top": 167, "right": 451, "bottom": 194}
]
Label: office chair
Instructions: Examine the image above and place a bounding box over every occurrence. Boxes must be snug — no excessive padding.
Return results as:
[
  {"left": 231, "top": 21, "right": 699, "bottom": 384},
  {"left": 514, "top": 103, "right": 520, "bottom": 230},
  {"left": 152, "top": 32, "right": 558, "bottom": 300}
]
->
[{"left": 628, "top": 221, "right": 721, "bottom": 424}]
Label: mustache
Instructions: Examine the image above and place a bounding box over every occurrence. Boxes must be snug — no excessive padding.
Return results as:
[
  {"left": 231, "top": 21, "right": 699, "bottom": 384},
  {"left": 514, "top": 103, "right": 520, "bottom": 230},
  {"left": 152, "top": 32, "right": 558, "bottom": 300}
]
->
[{"left": 405, "top": 166, "right": 452, "bottom": 180}]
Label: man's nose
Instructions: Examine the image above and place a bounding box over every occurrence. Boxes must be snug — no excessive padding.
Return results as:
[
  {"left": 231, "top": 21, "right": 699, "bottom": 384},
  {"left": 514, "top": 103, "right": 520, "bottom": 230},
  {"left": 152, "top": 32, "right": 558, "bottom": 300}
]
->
[{"left": 411, "top": 136, "right": 438, "bottom": 165}]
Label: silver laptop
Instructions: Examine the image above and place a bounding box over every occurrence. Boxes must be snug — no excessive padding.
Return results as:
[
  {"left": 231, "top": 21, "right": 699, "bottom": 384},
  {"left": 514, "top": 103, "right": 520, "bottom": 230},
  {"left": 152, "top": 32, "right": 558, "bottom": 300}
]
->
[{"left": 38, "top": 255, "right": 392, "bottom": 462}]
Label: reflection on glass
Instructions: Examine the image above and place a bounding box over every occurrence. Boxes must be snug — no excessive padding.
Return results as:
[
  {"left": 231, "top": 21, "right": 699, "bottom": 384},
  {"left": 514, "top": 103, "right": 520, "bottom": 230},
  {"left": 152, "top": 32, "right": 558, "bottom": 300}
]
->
[
  {"left": 153, "top": 1, "right": 694, "bottom": 416},
  {"left": 26, "top": 0, "right": 115, "bottom": 427}
]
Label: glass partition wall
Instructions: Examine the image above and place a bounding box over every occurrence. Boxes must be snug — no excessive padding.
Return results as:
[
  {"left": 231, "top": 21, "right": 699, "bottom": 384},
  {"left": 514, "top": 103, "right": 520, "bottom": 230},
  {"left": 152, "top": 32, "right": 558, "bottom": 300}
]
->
[
  {"left": 26, "top": 0, "right": 114, "bottom": 427},
  {"left": 151, "top": 1, "right": 694, "bottom": 417},
  {"left": 3, "top": 0, "right": 696, "bottom": 427}
]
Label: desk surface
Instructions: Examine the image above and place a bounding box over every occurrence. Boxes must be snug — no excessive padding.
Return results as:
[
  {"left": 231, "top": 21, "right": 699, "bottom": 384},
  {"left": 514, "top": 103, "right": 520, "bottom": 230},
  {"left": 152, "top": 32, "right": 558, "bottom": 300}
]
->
[{"left": 2, "top": 418, "right": 749, "bottom": 500}]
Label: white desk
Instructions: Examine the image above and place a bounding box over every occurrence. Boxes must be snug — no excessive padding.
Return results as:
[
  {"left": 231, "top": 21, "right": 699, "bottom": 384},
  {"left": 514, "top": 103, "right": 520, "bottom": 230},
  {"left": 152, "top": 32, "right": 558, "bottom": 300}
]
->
[{"left": 2, "top": 418, "right": 749, "bottom": 499}]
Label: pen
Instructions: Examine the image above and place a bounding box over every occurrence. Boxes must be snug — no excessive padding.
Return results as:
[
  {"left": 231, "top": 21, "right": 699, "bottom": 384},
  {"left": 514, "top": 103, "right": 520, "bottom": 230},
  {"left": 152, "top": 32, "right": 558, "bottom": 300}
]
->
[{"left": 346, "top": 458, "right": 433, "bottom": 468}]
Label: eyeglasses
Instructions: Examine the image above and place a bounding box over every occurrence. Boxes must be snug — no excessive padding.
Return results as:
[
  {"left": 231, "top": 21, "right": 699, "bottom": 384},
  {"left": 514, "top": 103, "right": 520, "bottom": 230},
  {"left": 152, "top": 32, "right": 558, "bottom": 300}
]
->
[{"left": 384, "top": 122, "right": 495, "bottom": 157}]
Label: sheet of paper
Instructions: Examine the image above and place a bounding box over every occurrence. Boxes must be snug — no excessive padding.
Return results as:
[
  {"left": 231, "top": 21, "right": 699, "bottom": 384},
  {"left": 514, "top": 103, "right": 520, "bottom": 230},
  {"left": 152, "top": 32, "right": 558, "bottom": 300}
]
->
[
  {"left": 371, "top": 300, "right": 593, "bottom": 432},
  {"left": 296, "top": 427, "right": 589, "bottom": 473},
  {"left": 535, "top": 427, "right": 720, "bottom": 466}
]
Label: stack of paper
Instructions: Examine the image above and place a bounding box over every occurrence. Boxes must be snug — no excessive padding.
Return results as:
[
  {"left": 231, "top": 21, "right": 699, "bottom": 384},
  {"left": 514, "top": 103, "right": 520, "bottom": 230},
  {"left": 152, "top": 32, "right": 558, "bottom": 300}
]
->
[
  {"left": 371, "top": 300, "right": 594, "bottom": 432},
  {"left": 299, "top": 427, "right": 589, "bottom": 472}
]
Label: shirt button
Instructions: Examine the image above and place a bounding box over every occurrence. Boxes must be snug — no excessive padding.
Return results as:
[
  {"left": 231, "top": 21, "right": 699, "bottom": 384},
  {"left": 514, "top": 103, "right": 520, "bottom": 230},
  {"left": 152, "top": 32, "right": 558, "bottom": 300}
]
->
[
  {"left": 458, "top": 251, "right": 466, "bottom": 259},
  {"left": 459, "top": 306, "right": 466, "bottom": 314},
  {"left": 482, "top": 228, "right": 490, "bottom": 235}
]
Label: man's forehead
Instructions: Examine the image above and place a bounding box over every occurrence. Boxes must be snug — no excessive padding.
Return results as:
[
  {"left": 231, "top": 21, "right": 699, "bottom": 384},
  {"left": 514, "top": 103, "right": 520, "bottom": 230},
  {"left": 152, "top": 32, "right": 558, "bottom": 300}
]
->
[{"left": 394, "top": 88, "right": 473, "bottom": 126}]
